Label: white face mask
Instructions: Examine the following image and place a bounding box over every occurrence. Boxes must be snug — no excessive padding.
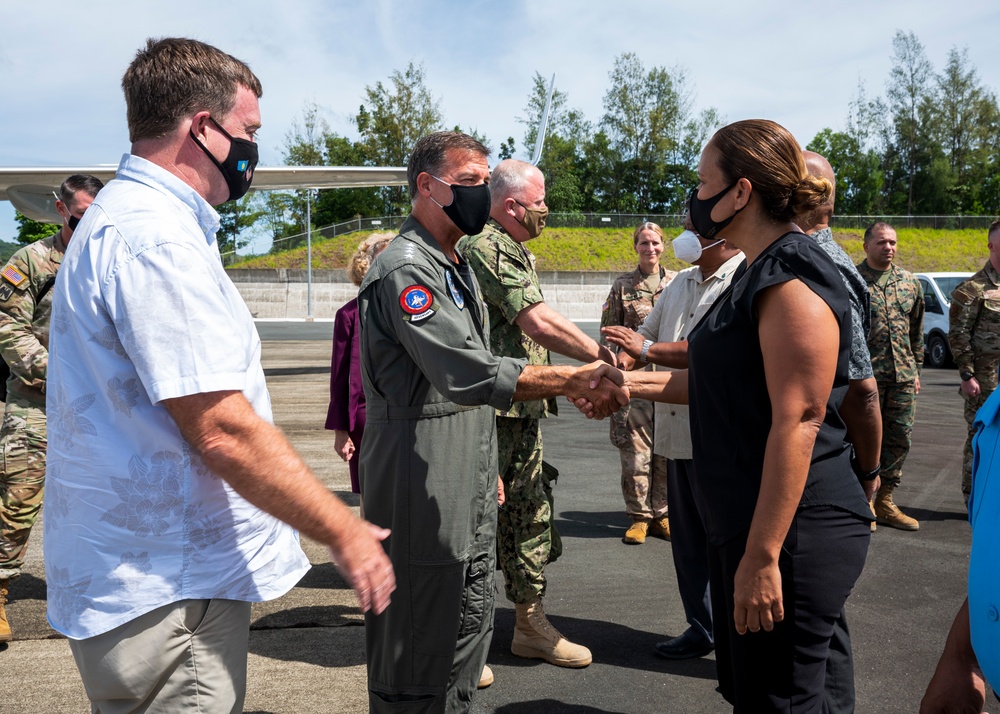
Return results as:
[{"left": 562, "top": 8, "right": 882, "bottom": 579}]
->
[{"left": 671, "top": 230, "right": 723, "bottom": 263}]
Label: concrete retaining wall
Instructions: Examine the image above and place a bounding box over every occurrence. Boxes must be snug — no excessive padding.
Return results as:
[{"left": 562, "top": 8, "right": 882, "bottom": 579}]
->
[{"left": 226, "top": 268, "right": 619, "bottom": 321}]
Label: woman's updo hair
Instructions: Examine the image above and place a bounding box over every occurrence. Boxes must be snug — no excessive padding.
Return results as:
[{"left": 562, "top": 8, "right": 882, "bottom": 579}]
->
[
  {"left": 709, "top": 119, "right": 833, "bottom": 223},
  {"left": 348, "top": 232, "right": 394, "bottom": 286},
  {"left": 632, "top": 221, "right": 664, "bottom": 246}
]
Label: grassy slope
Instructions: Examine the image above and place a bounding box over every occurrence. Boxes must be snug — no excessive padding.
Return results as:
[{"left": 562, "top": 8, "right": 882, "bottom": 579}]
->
[{"left": 230, "top": 227, "right": 990, "bottom": 274}]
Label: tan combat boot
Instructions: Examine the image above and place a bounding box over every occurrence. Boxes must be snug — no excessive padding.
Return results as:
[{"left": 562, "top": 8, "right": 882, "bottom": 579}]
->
[
  {"left": 623, "top": 519, "right": 649, "bottom": 544},
  {"left": 512, "top": 597, "right": 592, "bottom": 667},
  {"left": 0, "top": 579, "right": 11, "bottom": 643},
  {"left": 649, "top": 515, "right": 671, "bottom": 541},
  {"left": 874, "top": 488, "right": 919, "bottom": 531}
]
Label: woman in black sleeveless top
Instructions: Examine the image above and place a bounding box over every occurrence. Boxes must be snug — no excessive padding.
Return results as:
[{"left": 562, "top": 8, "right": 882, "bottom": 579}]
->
[{"left": 616, "top": 120, "right": 873, "bottom": 712}]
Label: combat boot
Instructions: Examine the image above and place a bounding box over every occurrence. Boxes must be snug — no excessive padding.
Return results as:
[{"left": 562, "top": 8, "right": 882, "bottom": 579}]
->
[
  {"left": 649, "top": 515, "right": 671, "bottom": 541},
  {"left": 623, "top": 519, "right": 649, "bottom": 544},
  {"left": 512, "top": 597, "right": 592, "bottom": 667},
  {"left": 0, "top": 579, "right": 11, "bottom": 643},
  {"left": 874, "top": 489, "right": 919, "bottom": 531}
]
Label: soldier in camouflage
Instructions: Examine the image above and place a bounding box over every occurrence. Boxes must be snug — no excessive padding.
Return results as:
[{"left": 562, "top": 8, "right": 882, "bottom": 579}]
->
[
  {"left": 857, "top": 221, "right": 925, "bottom": 531},
  {"left": 0, "top": 174, "right": 103, "bottom": 642},
  {"left": 600, "top": 222, "right": 674, "bottom": 544},
  {"left": 948, "top": 218, "right": 1000, "bottom": 505},
  {"left": 459, "top": 159, "right": 615, "bottom": 669}
]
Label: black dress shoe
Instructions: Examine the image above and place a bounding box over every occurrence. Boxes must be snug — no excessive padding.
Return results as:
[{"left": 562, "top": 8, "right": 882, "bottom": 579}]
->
[{"left": 653, "top": 629, "right": 714, "bottom": 660}]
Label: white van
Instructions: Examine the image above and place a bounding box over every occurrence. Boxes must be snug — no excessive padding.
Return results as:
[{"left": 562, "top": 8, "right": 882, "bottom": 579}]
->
[{"left": 916, "top": 272, "right": 973, "bottom": 368}]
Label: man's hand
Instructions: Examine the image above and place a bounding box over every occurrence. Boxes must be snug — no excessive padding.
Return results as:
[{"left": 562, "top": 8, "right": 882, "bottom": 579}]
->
[
  {"left": 920, "top": 598, "right": 987, "bottom": 714},
  {"left": 328, "top": 521, "right": 395, "bottom": 615},
  {"left": 498, "top": 476, "right": 506, "bottom": 507},
  {"left": 916, "top": 376, "right": 922, "bottom": 395},
  {"left": 601, "top": 326, "right": 645, "bottom": 359},
  {"left": 566, "top": 361, "right": 628, "bottom": 419},
  {"left": 618, "top": 352, "right": 636, "bottom": 371},
  {"left": 333, "top": 430, "right": 355, "bottom": 463},
  {"left": 961, "top": 376, "right": 981, "bottom": 399},
  {"left": 862, "top": 476, "right": 880, "bottom": 502},
  {"left": 597, "top": 343, "right": 617, "bottom": 366}
]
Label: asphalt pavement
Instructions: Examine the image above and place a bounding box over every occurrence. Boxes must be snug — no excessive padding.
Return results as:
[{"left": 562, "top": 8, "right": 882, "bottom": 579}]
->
[{"left": 0, "top": 323, "right": 993, "bottom": 713}]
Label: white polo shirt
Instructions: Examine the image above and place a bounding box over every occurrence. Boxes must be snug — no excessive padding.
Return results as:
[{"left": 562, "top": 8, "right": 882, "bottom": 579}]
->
[
  {"left": 638, "top": 253, "right": 744, "bottom": 460},
  {"left": 44, "top": 154, "right": 309, "bottom": 639}
]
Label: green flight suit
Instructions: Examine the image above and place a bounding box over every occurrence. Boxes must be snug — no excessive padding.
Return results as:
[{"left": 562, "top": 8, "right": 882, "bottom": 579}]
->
[{"left": 359, "top": 216, "right": 525, "bottom": 714}]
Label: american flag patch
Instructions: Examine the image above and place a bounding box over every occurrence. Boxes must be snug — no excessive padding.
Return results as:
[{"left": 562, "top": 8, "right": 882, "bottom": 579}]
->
[{"left": 1, "top": 264, "right": 26, "bottom": 288}]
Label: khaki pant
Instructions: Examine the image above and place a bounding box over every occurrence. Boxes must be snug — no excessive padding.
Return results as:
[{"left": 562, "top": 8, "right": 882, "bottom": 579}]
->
[
  {"left": 610, "top": 398, "right": 667, "bottom": 520},
  {"left": 69, "top": 599, "right": 251, "bottom": 714}
]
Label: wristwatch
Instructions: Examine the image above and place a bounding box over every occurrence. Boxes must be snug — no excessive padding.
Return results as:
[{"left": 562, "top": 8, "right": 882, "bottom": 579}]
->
[
  {"left": 961, "top": 371, "right": 975, "bottom": 382},
  {"left": 850, "top": 450, "right": 881, "bottom": 482},
  {"left": 639, "top": 339, "right": 654, "bottom": 363}
]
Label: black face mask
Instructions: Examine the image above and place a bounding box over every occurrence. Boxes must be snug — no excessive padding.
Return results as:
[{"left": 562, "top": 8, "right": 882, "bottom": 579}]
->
[
  {"left": 67, "top": 215, "right": 80, "bottom": 232},
  {"left": 430, "top": 176, "right": 491, "bottom": 236},
  {"left": 190, "top": 116, "right": 259, "bottom": 202},
  {"left": 688, "top": 180, "right": 744, "bottom": 240}
]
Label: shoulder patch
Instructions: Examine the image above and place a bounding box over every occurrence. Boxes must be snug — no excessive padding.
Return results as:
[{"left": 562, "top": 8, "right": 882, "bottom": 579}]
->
[
  {"left": 1, "top": 264, "right": 27, "bottom": 289},
  {"left": 984, "top": 289, "right": 1000, "bottom": 301},
  {"left": 399, "top": 284, "right": 437, "bottom": 322}
]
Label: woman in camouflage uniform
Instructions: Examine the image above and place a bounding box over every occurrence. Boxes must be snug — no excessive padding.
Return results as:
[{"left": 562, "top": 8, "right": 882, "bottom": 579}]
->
[{"left": 600, "top": 222, "right": 675, "bottom": 543}]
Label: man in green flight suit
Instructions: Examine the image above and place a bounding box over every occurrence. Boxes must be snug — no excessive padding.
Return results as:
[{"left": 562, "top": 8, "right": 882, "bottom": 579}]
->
[
  {"left": 857, "top": 221, "right": 925, "bottom": 531},
  {"left": 459, "top": 159, "right": 615, "bottom": 669},
  {"left": 948, "top": 218, "right": 1000, "bottom": 505},
  {"left": 0, "top": 174, "right": 103, "bottom": 642},
  {"left": 358, "top": 133, "right": 627, "bottom": 713}
]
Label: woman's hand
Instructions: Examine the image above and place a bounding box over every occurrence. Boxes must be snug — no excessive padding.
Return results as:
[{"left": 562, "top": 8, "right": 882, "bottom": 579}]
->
[
  {"left": 733, "top": 553, "right": 784, "bottom": 635},
  {"left": 334, "top": 430, "right": 355, "bottom": 462}
]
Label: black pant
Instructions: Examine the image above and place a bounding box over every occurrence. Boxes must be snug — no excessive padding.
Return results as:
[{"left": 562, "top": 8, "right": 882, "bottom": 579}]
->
[
  {"left": 710, "top": 506, "right": 870, "bottom": 713},
  {"left": 666, "top": 459, "right": 713, "bottom": 645}
]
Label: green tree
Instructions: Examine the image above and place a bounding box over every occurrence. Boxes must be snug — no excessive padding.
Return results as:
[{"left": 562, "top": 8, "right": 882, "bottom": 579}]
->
[
  {"left": 217, "top": 194, "right": 265, "bottom": 258},
  {"left": 356, "top": 62, "right": 444, "bottom": 214},
  {"left": 928, "top": 47, "right": 1000, "bottom": 212},
  {"left": 516, "top": 72, "right": 591, "bottom": 213},
  {"left": 14, "top": 213, "right": 57, "bottom": 246},
  {"left": 885, "top": 30, "right": 934, "bottom": 214}
]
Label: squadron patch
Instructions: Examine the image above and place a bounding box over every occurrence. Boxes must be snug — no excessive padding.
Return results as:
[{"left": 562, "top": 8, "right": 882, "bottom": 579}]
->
[
  {"left": 399, "top": 285, "right": 437, "bottom": 322},
  {"left": 1, "top": 264, "right": 26, "bottom": 289},
  {"left": 446, "top": 271, "right": 465, "bottom": 310}
]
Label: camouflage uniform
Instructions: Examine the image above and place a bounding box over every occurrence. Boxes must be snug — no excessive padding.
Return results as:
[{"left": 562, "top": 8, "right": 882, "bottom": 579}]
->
[
  {"left": 857, "top": 261, "right": 925, "bottom": 490},
  {"left": 459, "top": 221, "right": 559, "bottom": 604},
  {"left": 0, "top": 231, "right": 66, "bottom": 580},
  {"left": 948, "top": 261, "right": 1000, "bottom": 499},
  {"left": 600, "top": 266, "right": 673, "bottom": 520}
]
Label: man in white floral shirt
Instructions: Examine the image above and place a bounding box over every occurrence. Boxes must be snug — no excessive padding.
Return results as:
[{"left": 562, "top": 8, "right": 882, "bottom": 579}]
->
[{"left": 44, "top": 37, "right": 394, "bottom": 713}]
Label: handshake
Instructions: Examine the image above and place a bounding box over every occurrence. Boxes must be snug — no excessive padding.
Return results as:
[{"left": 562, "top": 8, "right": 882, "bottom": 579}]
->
[{"left": 565, "top": 361, "right": 630, "bottom": 419}]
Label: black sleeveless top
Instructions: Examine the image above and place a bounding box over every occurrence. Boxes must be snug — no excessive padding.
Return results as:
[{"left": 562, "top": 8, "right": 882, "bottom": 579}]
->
[{"left": 687, "top": 232, "right": 873, "bottom": 545}]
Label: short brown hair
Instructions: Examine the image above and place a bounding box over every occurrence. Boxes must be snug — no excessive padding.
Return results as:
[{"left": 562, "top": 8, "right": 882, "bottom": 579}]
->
[
  {"left": 122, "top": 37, "right": 262, "bottom": 142},
  {"left": 348, "top": 233, "right": 394, "bottom": 286},
  {"left": 710, "top": 119, "right": 832, "bottom": 223},
  {"left": 407, "top": 132, "right": 490, "bottom": 198},
  {"left": 989, "top": 218, "right": 1000, "bottom": 240},
  {"left": 632, "top": 222, "right": 663, "bottom": 246},
  {"left": 863, "top": 221, "right": 895, "bottom": 244}
]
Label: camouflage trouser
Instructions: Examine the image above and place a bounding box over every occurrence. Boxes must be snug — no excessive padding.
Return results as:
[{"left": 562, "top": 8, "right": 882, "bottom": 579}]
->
[
  {"left": 496, "top": 416, "right": 562, "bottom": 604},
  {"left": 877, "top": 380, "right": 916, "bottom": 490},
  {"left": 961, "top": 383, "right": 996, "bottom": 499},
  {"left": 610, "top": 398, "right": 667, "bottom": 520},
  {"left": 0, "top": 396, "right": 47, "bottom": 580}
]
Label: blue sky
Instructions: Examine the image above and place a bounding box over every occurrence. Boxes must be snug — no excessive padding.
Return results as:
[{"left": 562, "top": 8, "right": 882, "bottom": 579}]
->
[{"left": 2, "top": 0, "right": 998, "bottom": 251}]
